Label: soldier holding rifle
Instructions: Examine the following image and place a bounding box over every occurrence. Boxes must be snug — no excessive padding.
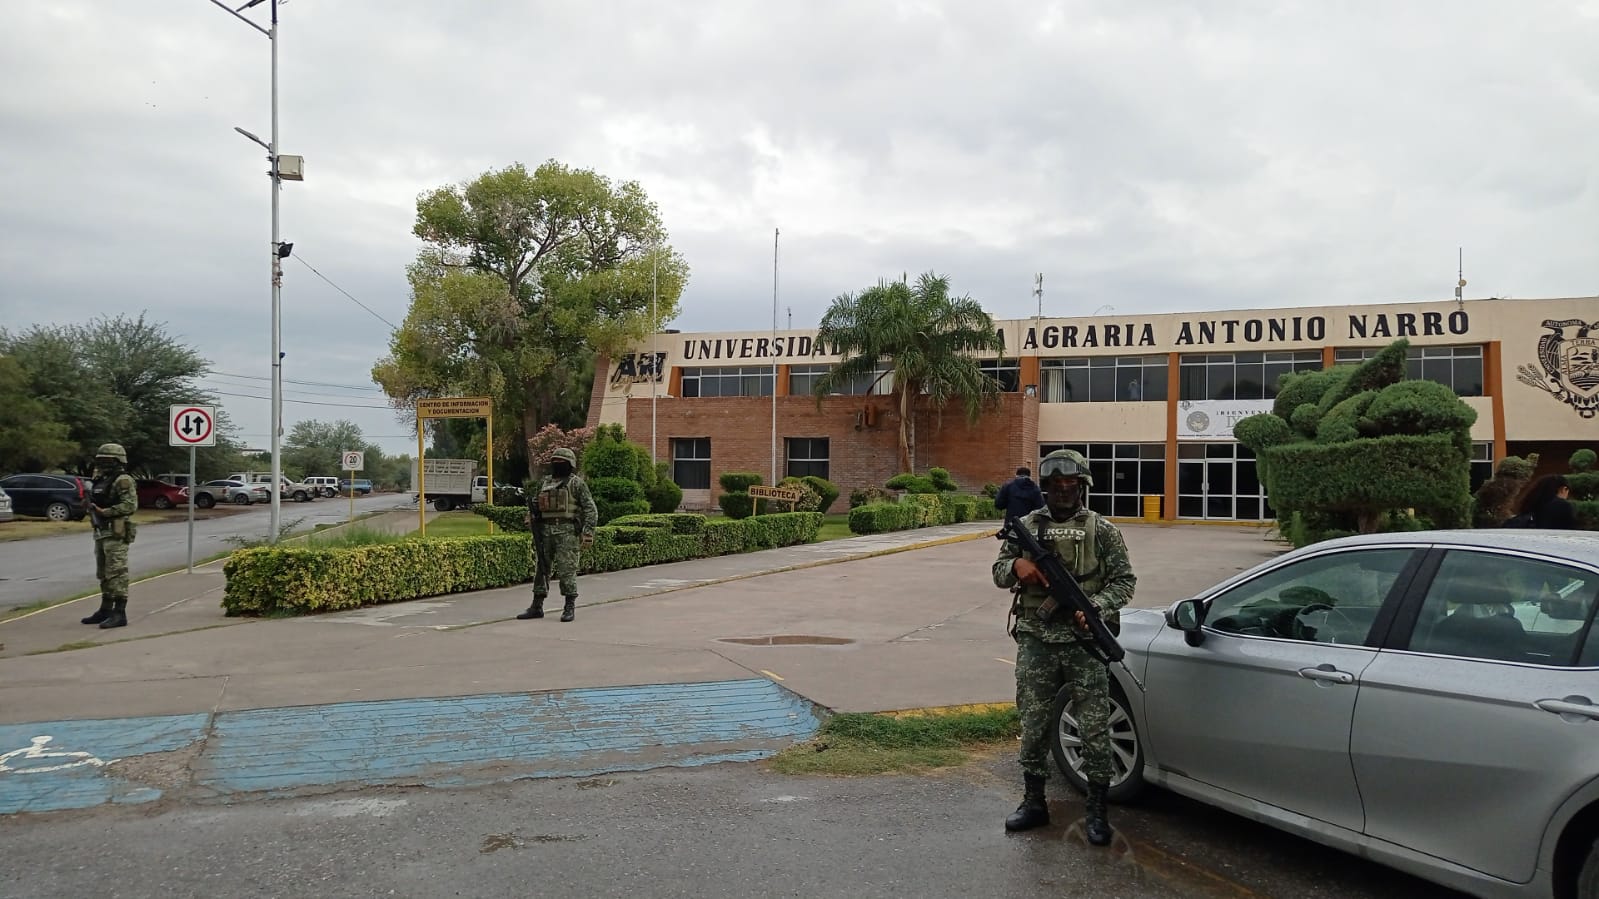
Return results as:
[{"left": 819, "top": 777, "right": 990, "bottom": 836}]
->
[{"left": 992, "top": 449, "right": 1137, "bottom": 845}]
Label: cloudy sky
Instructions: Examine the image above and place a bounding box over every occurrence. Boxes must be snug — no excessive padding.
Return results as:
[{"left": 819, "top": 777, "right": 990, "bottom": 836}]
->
[{"left": 3, "top": 0, "right": 1595, "bottom": 454}]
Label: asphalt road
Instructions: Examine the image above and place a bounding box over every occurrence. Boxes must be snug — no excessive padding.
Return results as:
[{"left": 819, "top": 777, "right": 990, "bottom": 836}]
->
[
  {"left": 0, "top": 494, "right": 412, "bottom": 610},
  {"left": 0, "top": 757, "right": 1466, "bottom": 899}
]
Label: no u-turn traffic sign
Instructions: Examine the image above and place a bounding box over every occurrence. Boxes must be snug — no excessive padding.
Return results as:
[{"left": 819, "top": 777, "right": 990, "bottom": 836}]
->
[{"left": 170, "top": 405, "right": 217, "bottom": 447}]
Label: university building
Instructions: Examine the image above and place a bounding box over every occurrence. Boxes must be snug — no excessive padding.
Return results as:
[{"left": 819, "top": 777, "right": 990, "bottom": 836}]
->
[{"left": 586, "top": 296, "right": 1598, "bottom": 522}]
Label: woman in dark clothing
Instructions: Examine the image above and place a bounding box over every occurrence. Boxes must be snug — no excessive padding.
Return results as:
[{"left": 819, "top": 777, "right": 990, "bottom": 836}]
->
[{"left": 1515, "top": 474, "right": 1577, "bottom": 529}]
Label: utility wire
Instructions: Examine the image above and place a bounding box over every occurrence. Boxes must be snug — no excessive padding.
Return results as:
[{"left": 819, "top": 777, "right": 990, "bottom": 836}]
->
[
  {"left": 209, "top": 369, "right": 385, "bottom": 392},
  {"left": 291, "top": 254, "right": 401, "bottom": 331},
  {"left": 206, "top": 388, "right": 395, "bottom": 410},
  {"left": 203, "top": 375, "right": 386, "bottom": 400}
]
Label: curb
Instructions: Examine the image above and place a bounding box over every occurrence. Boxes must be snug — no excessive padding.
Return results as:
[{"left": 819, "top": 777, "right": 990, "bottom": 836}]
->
[{"left": 883, "top": 702, "right": 1016, "bottom": 719}]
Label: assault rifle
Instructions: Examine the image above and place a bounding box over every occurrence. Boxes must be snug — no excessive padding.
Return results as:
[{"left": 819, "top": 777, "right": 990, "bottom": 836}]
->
[{"left": 998, "top": 514, "right": 1146, "bottom": 692}]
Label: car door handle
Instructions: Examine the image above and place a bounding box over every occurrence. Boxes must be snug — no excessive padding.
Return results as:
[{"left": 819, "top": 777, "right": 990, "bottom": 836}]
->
[
  {"left": 1535, "top": 698, "right": 1599, "bottom": 721},
  {"left": 1297, "top": 666, "right": 1354, "bottom": 685}
]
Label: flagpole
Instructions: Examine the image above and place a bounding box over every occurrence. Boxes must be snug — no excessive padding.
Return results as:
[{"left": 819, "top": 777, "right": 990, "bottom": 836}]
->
[{"left": 771, "top": 227, "right": 779, "bottom": 486}]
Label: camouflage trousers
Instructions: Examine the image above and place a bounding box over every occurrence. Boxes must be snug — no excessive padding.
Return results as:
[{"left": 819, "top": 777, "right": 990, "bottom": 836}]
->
[
  {"left": 532, "top": 522, "right": 582, "bottom": 599},
  {"left": 1015, "top": 631, "right": 1113, "bottom": 784},
  {"left": 94, "top": 535, "right": 131, "bottom": 601}
]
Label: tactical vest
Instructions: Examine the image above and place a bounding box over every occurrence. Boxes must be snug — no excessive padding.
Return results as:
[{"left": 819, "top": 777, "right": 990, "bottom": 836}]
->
[
  {"left": 1016, "top": 508, "right": 1103, "bottom": 619},
  {"left": 92, "top": 472, "right": 136, "bottom": 541},
  {"left": 537, "top": 477, "right": 577, "bottom": 520}
]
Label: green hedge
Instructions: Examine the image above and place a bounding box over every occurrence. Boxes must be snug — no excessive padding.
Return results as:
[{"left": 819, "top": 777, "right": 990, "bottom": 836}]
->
[
  {"left": 849, "top": 501, "right": 920, "bottom": 534},
  {"left": 719, "top": 471, "right": 763, "bottom": 492},
  {"left": 223, "top": 536, "right": 533, "bottom": 616},
  {"left": 719, "top": 492, "right": 755, "bottom": 519},
  {"left": 225, "top": 511, "right": 823, "bottom": 615}
]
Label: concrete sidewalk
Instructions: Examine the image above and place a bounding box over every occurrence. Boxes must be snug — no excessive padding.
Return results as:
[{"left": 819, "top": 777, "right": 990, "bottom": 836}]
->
[{"left": 0, "top": 519, "right": 1284, "bottom": 814}]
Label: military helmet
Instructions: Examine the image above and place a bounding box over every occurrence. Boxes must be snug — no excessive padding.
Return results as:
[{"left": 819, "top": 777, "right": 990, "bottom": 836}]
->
[
  {"left": 1039, "top": 449, "right": 1092, "bottom": 488},
  {"left": 94, "top": 443, "right": 128, "bottom": 464},
  {"left": 551, "top": 447, "right": 578, "bottom": 465}
]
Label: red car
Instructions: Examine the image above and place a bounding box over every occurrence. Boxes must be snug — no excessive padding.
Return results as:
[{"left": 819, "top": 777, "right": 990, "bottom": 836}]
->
[{"left": 136, "top": 479, "right": 190, "bottom": 510}]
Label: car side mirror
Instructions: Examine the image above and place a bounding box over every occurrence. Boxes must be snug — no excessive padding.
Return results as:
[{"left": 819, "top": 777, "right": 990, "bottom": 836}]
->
[{"left": 1165, "top": 598, "right": 1207, "bottom": 647}]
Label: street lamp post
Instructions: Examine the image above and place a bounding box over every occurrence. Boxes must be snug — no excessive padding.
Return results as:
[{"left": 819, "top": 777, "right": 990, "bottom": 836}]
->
[{"left": 209, "top": 0, "right": 300, "bottom": 542}]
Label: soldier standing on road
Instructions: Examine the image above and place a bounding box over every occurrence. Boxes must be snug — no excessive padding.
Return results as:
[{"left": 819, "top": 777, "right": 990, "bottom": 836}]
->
[
  {"left": 517, "top": 447, "right": 598, "bottom": 623},
  {"left": 82, "top": 443, "right": 139, "bottom": 630},
  {"left": 993, "top": 448, "right": 1136, "bottom": 846}
]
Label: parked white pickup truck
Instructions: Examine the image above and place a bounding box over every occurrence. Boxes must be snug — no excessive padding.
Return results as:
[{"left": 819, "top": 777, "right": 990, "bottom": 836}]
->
[{"left": 228, "top": 472, "right": 317, "bottom": 503}]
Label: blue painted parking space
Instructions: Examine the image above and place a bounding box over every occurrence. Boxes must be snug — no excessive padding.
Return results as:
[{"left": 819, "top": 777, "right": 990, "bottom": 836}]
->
[{"left": 0, "top": 678, "right": 820, "bottom": 814}]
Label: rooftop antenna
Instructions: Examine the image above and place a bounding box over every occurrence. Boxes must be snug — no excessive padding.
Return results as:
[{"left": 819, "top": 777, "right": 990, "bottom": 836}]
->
[
  {"left": 1033, "top": 273, "right": 1043, "bottom": 319},
  {"left": 1455, "top": 247, "right": 1467, "bottom": 309}
]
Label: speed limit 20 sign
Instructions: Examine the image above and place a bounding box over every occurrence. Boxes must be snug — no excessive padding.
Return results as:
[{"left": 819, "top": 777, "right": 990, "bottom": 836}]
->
[
  {"left": 341, "top": 451, "right": 365, "bottom": 471},
  {"left": 169, "top": 405, "right": 217, "bottom": 447}
]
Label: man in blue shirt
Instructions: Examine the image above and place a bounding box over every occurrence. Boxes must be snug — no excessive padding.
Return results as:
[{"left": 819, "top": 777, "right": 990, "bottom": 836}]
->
[{"left": 994, "top": 466, "right": 1044, "bottom": 519}]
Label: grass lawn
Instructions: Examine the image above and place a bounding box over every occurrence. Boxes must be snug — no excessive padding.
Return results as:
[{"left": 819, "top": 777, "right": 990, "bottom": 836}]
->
[
  {"left": 768, "top": 707, "right": 1019, "bottom": 776},
  {"left": 814, "top": 513, "right": 853, "bottom": 542}
]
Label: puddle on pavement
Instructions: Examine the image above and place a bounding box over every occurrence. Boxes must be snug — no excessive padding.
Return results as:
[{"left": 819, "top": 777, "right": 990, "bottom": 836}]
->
[{"left": 717, "top": 635, "right": 855, "bottom": 646}]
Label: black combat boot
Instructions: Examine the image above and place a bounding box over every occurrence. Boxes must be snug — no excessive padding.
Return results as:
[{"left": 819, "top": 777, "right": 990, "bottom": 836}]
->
[
  {"left": 560, "top": 596, "right": 576, "bottom": 623},
  {"left": 516, "top": 596, "right": 546, "bottom": 620},
  {"left": 1004, "top": 773, "right": 1050, "bottom": 832},
  {"left": 1084, "top": 782, "right": 1112, "bottom": 846},
  {"left": 99, "top": 599, "right": 128, "bottom": 630},
  {"left": 81, "top": 598, "right": 113, "bottom": 625}
]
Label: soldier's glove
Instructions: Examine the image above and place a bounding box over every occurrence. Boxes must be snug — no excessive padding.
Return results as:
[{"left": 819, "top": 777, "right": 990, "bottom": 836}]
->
[{"left": 1012, "top": 558, "right": 1050, "bottom": 588}]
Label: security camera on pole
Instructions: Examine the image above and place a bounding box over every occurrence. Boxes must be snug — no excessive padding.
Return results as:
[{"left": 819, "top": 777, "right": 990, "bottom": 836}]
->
[{"left": 208, "top": 0, "right": 305, "bottom": 544}]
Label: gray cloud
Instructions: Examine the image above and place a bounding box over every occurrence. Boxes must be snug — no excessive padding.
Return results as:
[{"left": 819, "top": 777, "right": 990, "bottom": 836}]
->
[{"left": 3, "top": 0, "right": 1596, "bottom": 455}]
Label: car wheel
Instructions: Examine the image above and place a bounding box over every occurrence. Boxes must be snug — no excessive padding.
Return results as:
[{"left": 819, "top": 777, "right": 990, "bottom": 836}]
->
[
  {"left": 434, "top": 498, "right": 454, "bottom": 512},
  {"left": 323, "top": 488, "right": 336, "bottom": 498},
  {"left": 1050, "top": 677, "right": 1145, "bottom": 801},
  {"left": 45, "top": 501, "right": 72, "bottom": 522},
  {"left": 153, "top": 496, "right": 173, "bottom": 510},
  {"left": 1578, "top": 838, "right": 1599, "bottom": 899},
  {"left": 195, "top": 493, "right": 216, "bottom": 509}
]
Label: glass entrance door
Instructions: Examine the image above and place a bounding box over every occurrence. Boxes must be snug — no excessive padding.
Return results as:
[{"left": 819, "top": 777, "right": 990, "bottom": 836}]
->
[{"left": 1176, "top": 443, "right": 1270, "bottom": 521}]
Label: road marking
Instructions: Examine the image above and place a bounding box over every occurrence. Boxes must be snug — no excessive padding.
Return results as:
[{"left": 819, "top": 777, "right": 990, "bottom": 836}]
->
[
  {"left": 995, "top": 658, "right": 1015, "bottom": 665},
  {"left": 0, "top": 736, "right": 113, "bottom": 774},
  {"left": 759, "top": 669, "right": 785, "bottom": 682}
]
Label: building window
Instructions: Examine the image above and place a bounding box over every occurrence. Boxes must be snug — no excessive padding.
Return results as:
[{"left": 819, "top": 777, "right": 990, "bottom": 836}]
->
[
  {"left": 1039, "top": 443, "right": 1165, "bottom": 518},
  {"left": 1040, "top": 356, "right": 1168, "bottom": 403},
  {"left": 789, "top": 364, "right": 829, "bottom": 396},
  {"left": 784, "top": 363, "right": 893, "bottom": 396},
  {"left": 1334, "top": 344, "right": 1484, "bottom": 396},
  {"left": 680, "top": 366, "right": 774, "bottom": 398},
  {"left": 672, "top": 437, "right": 711, "bottom": 490},
  {"left": 786, "top": 437, "right": 830, "bottom": 480},
  {"left": 1471, "top": 442, "right": 1494, "bottom": 493},
  {"left": 1179, "top": 351, "right": 1322, "bottom": 401},
  {"left": 979, "top": 359, "right": 1021, "bottom": 393}
]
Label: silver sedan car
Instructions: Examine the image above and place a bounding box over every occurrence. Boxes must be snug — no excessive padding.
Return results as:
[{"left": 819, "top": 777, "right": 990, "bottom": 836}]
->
[{"left": 1051, "top": 530, "right": 1599, "bottom": 899}]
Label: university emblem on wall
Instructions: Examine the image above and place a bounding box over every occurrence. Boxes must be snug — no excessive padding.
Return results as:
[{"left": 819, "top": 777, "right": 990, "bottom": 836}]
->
[
  {"left": 609, "top": 352, "right": 668, "bottom": 394},
  {"left": 1517, "top": 319, "right": 1599, "bottom": 419}
]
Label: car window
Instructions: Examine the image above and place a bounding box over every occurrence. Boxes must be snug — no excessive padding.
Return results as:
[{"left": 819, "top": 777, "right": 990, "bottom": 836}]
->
[
  {"left": 1406, "top": 550, "right": 1598, "bottom": 667},
  {"left": 1205, "top": 548, "right": 1414, "bottom": 646}
]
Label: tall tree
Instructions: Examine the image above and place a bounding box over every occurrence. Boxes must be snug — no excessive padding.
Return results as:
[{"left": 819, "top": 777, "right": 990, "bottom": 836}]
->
[
  {"left": 812, "top": 273, "right": 1005, "bottom": 473},
  {"left": 0, "top": 354, "right": 76, "bottom": 471},
  {"left": 372, "top": 160, "right": 688, "bottom": 478},
  {"left": 282, "top": 419, "right": 369, "bottom": 478},
  {"left": 1, "top": 314, "right": 229, "bottom": 475}
]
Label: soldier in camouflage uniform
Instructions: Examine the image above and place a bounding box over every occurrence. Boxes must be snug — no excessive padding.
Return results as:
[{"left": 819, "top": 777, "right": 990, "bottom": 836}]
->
[
  {"left": 82, "top": 443, "right": 139, "bottom": 630},
  {"left": 993, "top": 448, "right": 1136, "bottom": 846},
  {"left": 518, "top": 447, "right": 598, "bottom": 623}
]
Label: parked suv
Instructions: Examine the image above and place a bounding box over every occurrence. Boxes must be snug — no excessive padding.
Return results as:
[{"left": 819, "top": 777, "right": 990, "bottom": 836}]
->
[
  {"left": 0, "top": 473, "right": 91, "bottom": 521},
  {"left": 304, "top": 476, "right": 341, "bottom": 498},
  {"left": 339, "top": 478, "right": 374, "bottom": 496}
]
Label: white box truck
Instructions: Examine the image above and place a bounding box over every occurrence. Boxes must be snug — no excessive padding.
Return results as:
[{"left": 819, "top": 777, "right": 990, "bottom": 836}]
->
[{"left": 410, "top": 458, "right": 490, "bottom": 511}]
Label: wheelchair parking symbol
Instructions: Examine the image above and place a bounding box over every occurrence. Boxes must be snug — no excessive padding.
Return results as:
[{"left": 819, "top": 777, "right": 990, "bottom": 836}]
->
[{"left": 0, "top": 736, "right": 114, "bottom": 774}]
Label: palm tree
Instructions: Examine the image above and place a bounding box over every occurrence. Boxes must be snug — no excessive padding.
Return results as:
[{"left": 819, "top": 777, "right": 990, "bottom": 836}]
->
[{"left": 812, "top": 272, "right": 1005, "bottom": 473}]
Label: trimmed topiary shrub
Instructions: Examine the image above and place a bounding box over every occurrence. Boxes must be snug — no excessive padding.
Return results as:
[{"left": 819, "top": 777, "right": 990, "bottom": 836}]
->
[
  {"left": 801, "top": 476, "right": 840, "bottom": 514},
  {"left": 1471, "top": 453, "right": 1538, "bottom": 527},
  {"left": 850, "top": 485, "right": 897, "bottom": 508},
  {"left": 719, "top": 471, "right": 763, "bottom": 492},
  {"left": 645, "top": 461, "right": 683, "bottom": 513},
  {"left": 590, "top": 476, "right": 651, "bottom": 524},
  {"left": 719, "top": 492, "right": 755, "bottom": 519},
  {"left": 848, "top": 501, "right": 919, "bottom": 534}
]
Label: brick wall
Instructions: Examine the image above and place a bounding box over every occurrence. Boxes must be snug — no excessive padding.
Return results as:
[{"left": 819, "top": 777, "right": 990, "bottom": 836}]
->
[{"left": 624, "top": 393, "right": 1038, "bottom": 508}]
